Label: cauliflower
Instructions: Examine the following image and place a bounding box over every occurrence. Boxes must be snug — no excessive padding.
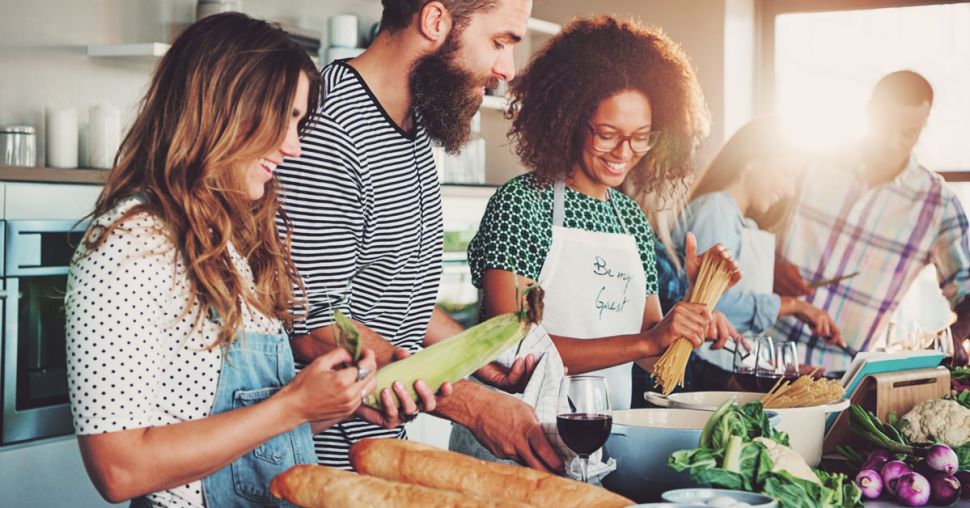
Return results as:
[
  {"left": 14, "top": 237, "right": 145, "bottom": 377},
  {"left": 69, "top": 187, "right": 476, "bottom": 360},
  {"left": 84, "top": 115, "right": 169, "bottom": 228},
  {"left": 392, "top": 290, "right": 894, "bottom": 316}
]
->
[
  {"left": 753, "top": 437, "right": 820, "bottom": 485},
  {"left": 901, "top": 398, "right": 970, "bottom": 447}
]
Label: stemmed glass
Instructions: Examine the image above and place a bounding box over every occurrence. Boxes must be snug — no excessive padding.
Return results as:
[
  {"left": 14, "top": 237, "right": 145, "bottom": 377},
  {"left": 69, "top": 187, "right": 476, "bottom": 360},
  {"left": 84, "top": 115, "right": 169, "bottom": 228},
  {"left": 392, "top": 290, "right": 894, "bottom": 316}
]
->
[
  {"left": 557, "top": 375, "right": 612, "bottom": 483},
  {"left": 772, "top": 341, "right": 801, "bottom": 381},
  {"left": 733, "top": 334, "right": 774, "bottom": 392}
]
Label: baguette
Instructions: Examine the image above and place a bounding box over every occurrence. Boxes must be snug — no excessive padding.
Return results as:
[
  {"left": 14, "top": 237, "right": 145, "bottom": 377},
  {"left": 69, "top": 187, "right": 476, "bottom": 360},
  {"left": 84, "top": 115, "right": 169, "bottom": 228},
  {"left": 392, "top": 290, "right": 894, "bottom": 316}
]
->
[
  {"left": 349, "top": 438, "right": 632, "bottom": 508},
  {"left": 270, "top": 464, "right": 531, "bottom": 508}
]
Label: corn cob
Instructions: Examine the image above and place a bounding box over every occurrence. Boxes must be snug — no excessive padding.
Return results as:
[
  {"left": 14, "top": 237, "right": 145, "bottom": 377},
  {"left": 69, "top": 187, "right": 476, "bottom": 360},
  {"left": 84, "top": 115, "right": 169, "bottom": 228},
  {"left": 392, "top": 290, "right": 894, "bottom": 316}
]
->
[{"left": 363, "top": 286, "right": 544, "bottom": 410}]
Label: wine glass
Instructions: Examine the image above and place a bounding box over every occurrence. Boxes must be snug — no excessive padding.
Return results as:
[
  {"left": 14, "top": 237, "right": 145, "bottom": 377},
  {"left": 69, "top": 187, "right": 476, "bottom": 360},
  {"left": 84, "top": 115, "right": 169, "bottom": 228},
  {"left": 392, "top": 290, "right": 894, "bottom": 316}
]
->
[
  {"left": 557, "top": 375, "right": 612, "bottom": 483},
  {"left": 773, "top": 341, "right": 801, "bottom": 381},
  {"left": 934, "top": 327, "right": 955, "bottom": 361},
  {"left": 733, "top": 333, "right": 769, "bottom": 392},
  {"left": 749, "top": 335, "right": 779, "bottom": 392}
]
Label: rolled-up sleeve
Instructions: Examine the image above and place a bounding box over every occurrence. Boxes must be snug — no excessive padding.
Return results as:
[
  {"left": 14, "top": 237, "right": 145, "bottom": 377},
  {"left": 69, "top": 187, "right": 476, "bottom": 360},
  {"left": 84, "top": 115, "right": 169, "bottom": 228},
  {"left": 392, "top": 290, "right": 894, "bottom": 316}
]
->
[
  {"left": 932, "top": 190, "right": 970, "bottom": 307},
  {"left": 684, "top": 194, "right": 782, "bottom": 333}
]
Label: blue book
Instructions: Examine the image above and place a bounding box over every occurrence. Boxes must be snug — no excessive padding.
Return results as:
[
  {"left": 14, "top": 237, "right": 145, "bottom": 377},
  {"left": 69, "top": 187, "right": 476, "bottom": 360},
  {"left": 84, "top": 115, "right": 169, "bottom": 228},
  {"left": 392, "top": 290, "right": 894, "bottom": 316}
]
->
[{"left": 824, "top": 350, "right": 944, "bottom": 429}]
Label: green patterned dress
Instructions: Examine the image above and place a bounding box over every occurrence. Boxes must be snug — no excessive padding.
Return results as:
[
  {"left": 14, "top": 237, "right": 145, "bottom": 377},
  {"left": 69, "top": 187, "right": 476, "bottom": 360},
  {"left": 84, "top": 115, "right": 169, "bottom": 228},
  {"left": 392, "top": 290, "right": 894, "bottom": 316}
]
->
[{"left": 467, "top": 173, "right": 659, "bottom": 295}]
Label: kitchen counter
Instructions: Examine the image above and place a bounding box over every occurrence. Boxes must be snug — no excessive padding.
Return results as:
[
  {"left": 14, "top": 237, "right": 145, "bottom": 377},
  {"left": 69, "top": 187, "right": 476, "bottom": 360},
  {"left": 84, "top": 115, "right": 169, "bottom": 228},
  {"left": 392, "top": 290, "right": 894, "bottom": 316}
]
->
[{"left": 0, "top": 166, "right": 109, "bottom": 185}]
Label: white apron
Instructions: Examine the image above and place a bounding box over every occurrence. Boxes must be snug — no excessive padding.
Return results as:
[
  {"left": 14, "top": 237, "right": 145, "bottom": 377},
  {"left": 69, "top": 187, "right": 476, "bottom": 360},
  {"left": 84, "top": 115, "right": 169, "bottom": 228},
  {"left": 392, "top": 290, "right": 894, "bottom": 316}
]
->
[
  {"left": 695, "top": 218, "right": 775, "bottom": 371},
  {"left": 537, "top": 181, "right": 647, "bottom": 410}
]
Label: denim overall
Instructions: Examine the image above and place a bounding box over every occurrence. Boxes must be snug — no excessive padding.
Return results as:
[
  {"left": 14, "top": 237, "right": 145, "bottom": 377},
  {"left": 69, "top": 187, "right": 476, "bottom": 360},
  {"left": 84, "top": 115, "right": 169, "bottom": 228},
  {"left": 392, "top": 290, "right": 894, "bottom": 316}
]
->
[{"left": 201, "top": 328, "right": 316, "bottom": 507}]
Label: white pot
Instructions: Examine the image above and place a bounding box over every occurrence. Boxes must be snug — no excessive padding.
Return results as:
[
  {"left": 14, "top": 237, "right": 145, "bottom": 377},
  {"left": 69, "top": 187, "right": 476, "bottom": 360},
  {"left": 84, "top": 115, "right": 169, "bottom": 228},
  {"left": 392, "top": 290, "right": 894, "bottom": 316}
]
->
[{"left": 645, "top": 391, "right": 850, "bottom": 466}]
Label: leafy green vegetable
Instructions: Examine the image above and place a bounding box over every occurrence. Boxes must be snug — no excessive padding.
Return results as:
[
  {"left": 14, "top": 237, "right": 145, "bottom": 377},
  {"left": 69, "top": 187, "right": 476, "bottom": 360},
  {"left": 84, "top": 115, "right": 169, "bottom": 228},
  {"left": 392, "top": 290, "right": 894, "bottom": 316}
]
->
[
  {"left": 847, "top": 404, "right": 926, "bottom": 455},
  {"left": 948, "top": 390, "right": 970, "bottom": 410},
  {"left": 949, "top": 365, "right": 970, "bottom": 381},
  {"left": 667, "top": 401, "right": 861, "bottom": 507}
]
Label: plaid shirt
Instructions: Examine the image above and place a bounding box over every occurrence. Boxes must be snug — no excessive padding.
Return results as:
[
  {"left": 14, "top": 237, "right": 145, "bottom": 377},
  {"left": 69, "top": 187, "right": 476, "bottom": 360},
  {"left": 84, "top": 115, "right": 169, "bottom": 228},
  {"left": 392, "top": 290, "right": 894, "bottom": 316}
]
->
[{"left": 772, "top": 155, "right": 970, "bottom": 371}]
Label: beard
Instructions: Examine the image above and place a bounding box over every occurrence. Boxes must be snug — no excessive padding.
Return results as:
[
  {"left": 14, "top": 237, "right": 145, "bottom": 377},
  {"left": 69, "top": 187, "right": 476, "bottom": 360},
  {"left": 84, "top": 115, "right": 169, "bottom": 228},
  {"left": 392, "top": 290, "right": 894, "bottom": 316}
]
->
[{"left": 410, "top": 34, "right": 499, "bottom": 154}]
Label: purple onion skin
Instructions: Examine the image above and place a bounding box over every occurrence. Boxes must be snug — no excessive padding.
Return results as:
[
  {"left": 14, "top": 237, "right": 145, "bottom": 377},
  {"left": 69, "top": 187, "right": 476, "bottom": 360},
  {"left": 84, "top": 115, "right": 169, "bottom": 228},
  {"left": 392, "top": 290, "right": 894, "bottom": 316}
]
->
[
  {"left": 882, "top": 460, "right": 913, "bottom": 496},
  {"left": 855, "top": 469, "right": 884, "bottom": 500},
  {"left": 955, "top": 471, "right": 970, "bottom": 500},
  {"left": 928, "top": 472, "right": 961, "bottom": 506},
  {"left": 895, "top": 472, "right": 931, "bottom": 507},
  {"left": 926, "top": 444, "right": 960, "bottom": 475},
  {"left": 863, "top": 449, "right": 893, "bottom": 471},
  {"left": 914, "top": 460, "right": 936, "bottom": 479}
]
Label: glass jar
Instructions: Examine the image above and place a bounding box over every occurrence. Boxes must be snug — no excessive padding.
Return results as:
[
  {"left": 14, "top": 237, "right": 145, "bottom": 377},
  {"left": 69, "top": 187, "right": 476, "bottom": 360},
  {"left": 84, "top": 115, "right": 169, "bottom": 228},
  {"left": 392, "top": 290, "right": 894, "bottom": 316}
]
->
[{"left": 0, "top": 126, "right": 37, "bottom": 167}]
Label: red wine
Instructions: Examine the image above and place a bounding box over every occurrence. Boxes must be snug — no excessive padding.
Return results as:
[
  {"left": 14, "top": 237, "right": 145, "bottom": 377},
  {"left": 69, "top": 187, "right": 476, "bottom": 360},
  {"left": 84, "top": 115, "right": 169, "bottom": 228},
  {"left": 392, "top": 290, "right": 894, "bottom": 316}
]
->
[
  {"left": 557, "top": 413, "right": 612, "bottom": 455},
  {"left": 734, "top": 371, "right": 761, "bottom": 392}
]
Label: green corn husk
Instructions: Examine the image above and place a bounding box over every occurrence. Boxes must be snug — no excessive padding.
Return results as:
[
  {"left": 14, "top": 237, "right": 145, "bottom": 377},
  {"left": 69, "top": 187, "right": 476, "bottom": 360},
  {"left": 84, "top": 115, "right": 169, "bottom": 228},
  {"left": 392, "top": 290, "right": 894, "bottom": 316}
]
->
[
  {"left": 363, "top": 313, "right": 530, "bottom": 410},
  {"left": 333, "top": 310, "right": 361, "bottom": 362}
]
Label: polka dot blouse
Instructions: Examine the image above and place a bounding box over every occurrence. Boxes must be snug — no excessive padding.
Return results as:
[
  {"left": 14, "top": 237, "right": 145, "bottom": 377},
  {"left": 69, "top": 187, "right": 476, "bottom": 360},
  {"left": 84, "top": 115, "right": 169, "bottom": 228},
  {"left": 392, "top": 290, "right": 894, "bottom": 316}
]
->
[
  {"left": 65, "top": 197, "right": 281, "bottom": 508},
  {"left": 467, "top": 173, "right": 660, "bottom": 294}
]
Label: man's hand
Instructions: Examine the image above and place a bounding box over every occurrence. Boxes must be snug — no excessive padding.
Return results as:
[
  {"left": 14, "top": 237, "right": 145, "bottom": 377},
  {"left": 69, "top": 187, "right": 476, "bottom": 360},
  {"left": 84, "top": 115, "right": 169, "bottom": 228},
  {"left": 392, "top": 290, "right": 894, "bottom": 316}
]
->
[
  {"left": 774, "top": 257, "right": 813, "bottom": 297},
  {"left": 474, "top": 354, "right": 537, "bottom": 394},
  {"left": 467, "top": 392, "right": 564, "bottom": 473},
  {"left": 355, "top": 347, "right": 453, "bottom": 428}
]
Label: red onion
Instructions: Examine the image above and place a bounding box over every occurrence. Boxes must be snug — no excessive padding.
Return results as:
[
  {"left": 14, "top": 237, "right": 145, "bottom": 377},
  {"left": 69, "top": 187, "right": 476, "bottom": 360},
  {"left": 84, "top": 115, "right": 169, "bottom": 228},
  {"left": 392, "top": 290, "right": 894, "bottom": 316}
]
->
[
  {"left": 954, "top": 471, "right": 970, "bottom": 500},
  {"left": 925, "top": 444, "right": 959, "bottom": 475},
  {"left": 928, "top": 472, "right": 960, "bottom": 506},
  {"left": 855, "top": 469, "right": 883, "bottom": 500},
  {"left": 882, "top": 460, "right": 913, "bottom": 496},
  {"left": 862, "top": 448, "right": 892, "bottom": 471},
  {"left": 895, "top": 472, "right": 931, "bottom": 507}
]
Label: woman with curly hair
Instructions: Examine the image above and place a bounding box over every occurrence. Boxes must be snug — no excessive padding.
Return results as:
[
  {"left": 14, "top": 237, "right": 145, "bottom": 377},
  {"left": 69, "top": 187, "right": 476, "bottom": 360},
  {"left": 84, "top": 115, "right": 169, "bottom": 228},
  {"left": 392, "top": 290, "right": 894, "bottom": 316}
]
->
[
  {"left": 66, "top": 13, "right": 380, "bottom": 506},
  {"left": 467, "top": 15, "right": 740, "bottom": 413}
]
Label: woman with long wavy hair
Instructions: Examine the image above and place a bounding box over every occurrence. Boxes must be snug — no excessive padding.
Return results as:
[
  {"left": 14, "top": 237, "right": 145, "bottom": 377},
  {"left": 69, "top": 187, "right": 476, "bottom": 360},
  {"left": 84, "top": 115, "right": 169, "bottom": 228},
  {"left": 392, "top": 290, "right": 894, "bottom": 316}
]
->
[{"left": 65, "top": 13, "right": 377, "bottom": 506}]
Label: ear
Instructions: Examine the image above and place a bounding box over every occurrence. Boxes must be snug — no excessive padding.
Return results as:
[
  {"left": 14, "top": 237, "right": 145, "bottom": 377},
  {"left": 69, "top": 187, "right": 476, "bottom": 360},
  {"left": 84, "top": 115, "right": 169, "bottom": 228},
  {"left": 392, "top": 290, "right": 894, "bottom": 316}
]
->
[{"left": 416, "top": 1, "right": 454, "bottom": 46}]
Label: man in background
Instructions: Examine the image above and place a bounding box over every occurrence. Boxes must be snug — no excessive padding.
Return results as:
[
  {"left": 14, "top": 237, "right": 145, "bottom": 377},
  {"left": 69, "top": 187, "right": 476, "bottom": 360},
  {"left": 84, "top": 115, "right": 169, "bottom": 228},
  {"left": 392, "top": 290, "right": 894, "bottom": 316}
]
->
[{"left": 773, "top": 70, "right": 970, "bottom": 370}]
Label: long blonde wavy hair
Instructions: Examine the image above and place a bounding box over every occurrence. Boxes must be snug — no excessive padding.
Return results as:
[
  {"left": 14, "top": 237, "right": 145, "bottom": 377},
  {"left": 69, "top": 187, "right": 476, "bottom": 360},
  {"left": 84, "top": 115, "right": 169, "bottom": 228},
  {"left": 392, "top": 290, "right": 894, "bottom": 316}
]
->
[{"left": 82, "top": 12, "right": 321, "bottom": 348}]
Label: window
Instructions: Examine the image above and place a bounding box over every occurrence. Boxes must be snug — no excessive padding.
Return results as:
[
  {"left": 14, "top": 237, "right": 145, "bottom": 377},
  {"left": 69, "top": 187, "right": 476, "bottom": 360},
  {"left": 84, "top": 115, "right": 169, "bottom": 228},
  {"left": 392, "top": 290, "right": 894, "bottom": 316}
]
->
[{"left": 765, "top": 1, "right": 970, "bottom": 172}]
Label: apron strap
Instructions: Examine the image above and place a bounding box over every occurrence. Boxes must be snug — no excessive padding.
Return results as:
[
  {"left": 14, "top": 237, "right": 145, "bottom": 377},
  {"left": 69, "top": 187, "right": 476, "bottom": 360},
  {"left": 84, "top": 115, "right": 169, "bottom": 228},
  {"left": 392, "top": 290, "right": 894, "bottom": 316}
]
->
[
  {"left": 553, "top": 181, "right": 631, "bottom": 234},
  {"left": 553, "top": 181, "right": 566, "bottom": 227}
]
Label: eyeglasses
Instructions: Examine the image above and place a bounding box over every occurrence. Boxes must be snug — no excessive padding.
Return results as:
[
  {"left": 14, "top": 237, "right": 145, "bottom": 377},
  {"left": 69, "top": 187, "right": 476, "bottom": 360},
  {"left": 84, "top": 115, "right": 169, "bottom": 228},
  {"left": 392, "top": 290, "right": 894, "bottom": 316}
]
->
[{"left": 586, "top": 124, "right": 661, "bottom": 154}]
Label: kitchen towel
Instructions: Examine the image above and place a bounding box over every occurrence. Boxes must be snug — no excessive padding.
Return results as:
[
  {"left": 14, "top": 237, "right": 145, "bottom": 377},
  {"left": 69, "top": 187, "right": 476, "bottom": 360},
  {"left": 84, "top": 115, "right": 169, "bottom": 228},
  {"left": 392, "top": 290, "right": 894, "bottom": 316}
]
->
[{"left": 493, "top": 324, "right": 617, "bottom": 481}]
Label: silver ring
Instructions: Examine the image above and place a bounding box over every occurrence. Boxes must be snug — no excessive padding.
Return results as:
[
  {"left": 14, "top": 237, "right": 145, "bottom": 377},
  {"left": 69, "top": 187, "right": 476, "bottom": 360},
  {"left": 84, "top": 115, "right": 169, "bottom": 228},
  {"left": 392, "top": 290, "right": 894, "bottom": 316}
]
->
[{"left": 356, "top": 367, "right": 370, "bottom": 382}]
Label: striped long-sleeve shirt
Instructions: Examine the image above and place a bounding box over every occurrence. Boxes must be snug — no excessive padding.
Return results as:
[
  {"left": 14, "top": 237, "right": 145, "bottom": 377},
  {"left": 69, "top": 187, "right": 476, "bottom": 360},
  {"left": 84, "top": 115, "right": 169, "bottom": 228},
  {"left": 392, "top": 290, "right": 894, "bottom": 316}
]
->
[
  {"left": 275, "top": 60, "right": 444, "bottom": 469},
  {"left": 772, "top": 155, "right": 970, "bottom": 371}
]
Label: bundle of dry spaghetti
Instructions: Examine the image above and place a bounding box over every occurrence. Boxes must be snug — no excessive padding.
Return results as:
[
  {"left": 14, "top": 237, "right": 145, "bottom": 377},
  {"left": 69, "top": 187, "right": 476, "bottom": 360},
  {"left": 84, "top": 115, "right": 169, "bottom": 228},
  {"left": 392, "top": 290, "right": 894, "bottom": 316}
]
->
[
  {"left": 761, "top": 372, "right": 845, "bottom": 409},
  {"left": 652, "top": 252, "right": 735, "bottom": 395}
]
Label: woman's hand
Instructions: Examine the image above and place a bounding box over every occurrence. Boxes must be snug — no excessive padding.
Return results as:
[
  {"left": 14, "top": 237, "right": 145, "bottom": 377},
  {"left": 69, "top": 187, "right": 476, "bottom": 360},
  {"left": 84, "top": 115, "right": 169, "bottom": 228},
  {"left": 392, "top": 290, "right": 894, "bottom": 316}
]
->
[
  {"left": 683, "top": 232, "right": 742, "bottom": 292},
  {"left": 707, "top": 310, "right": 748, "bottom": 351},
  {"left": 784, "top": 298, "right": 844, "bottom": 347},
  {"left": 644, "top": 301, "right": 714, "bottom": 352},
  {"left": 278, "top": 347, "right": 377, "bottom": 424}
]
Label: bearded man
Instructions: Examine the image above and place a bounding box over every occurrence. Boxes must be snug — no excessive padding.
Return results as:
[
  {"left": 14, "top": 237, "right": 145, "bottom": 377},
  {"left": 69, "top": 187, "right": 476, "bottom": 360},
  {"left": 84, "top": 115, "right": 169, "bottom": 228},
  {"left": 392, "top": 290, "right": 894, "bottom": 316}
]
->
[{"left": 274, "top": 0, "right": 563, "bottom": 472}]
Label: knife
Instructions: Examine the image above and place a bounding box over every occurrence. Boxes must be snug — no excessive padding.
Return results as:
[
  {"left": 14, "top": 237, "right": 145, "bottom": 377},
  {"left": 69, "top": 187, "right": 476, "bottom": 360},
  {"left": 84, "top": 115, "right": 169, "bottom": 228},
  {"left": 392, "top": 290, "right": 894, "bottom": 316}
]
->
[{"left": 808, "top": 271, "right": 860, "bottom": 289}]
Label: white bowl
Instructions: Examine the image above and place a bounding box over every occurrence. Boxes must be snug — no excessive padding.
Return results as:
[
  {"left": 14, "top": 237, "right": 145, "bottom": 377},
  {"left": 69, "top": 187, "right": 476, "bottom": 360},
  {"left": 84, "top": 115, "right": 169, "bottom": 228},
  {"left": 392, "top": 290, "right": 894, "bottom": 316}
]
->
[
  {"left": 662, "top": 488, "right": 778, "bottom": 507},
  {"left": 644, "top": 391, "right": 849, "bottom": 466}
]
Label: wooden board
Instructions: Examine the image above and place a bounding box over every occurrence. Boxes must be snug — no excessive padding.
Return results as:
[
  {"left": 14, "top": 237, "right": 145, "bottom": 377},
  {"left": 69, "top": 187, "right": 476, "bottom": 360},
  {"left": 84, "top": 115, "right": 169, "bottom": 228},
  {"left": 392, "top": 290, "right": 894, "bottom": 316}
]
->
[{"left": 823, "top": 367, "right": 949, "bottom": 453}]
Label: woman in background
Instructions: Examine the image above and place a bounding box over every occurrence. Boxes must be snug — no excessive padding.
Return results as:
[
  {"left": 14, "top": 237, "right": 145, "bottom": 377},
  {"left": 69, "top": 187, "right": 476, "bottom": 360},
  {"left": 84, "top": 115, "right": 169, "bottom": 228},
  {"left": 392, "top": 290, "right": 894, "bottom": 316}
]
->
[
  {"left": 672, "top": 116, "right": 843, "bottom": 390},
  {"left": 66, "top": 13, "right": 378, "bottom": 506}
]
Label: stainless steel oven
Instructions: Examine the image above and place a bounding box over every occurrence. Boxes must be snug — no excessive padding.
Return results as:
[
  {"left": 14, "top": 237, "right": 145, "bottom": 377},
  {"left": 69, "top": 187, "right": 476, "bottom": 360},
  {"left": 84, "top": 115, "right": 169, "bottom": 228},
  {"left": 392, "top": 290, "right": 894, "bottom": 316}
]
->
[{"left": 1, "top": 219, "right": 87, "bottom": 444}]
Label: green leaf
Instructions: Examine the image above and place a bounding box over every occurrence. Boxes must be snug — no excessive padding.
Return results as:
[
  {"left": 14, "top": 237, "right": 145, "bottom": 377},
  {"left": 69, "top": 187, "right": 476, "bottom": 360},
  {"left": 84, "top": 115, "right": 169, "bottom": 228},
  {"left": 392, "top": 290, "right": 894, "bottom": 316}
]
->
[
  {"left": 955, "top": 442, "right": 970, "bottom": 470},
  {"left": 333, "top": 309, "right": 361, "bottom": 362}
]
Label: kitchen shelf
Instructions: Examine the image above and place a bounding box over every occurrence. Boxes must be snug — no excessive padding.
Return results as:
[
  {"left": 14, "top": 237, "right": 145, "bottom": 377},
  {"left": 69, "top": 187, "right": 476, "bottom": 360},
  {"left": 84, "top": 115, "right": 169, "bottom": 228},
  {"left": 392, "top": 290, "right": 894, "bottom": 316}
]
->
[
  {"left": 87, "top": 42, "right": 170, "bottom": 58},
  {"left": 526, "top": 17, "right": 561, "bottom": 36},
  {"left": 441, "top": 183, "right": 498, "bottom": 199},
  {"left": 0, "top": 166, "right": 110, "bottom": 185}
]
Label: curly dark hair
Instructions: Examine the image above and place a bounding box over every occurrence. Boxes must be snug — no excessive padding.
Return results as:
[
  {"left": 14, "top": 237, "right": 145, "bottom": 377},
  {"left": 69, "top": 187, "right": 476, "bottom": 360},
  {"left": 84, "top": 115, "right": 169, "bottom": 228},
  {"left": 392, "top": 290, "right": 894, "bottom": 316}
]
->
[{"left": 508, "top": 16, "right": 710, "bottom": 201}]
